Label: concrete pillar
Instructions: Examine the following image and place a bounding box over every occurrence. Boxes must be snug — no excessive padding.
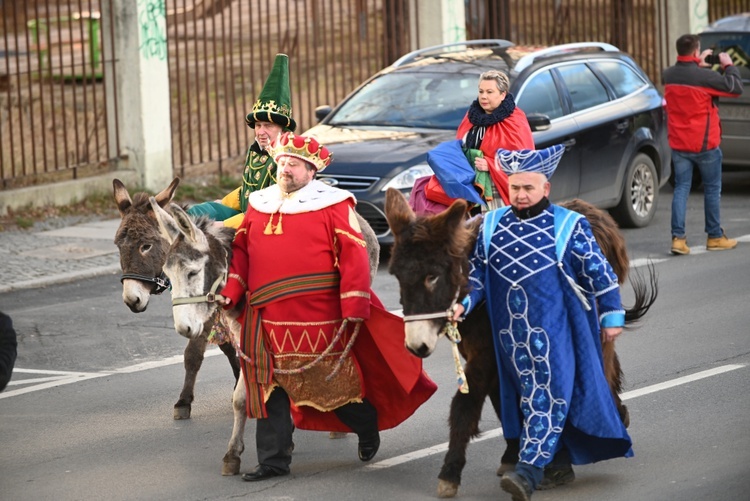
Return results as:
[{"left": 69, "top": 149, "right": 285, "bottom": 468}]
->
[
  {"left": 414, "top": 0, "right": 466, "bottom": 49},
  {"left": 103, "top": 0, "right": 173, "bottom": 191},
  {"left": 665, "top": 0, "right": 710, "bottom": 64}
]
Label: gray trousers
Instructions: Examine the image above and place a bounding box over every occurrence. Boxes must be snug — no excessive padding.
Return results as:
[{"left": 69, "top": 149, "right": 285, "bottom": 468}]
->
[{"left": 256, "top": 387, "right": 378, "bottom": 473}]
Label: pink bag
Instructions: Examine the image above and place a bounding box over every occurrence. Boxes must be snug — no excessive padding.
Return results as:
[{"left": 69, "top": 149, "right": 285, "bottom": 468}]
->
[{"left": 408, "top": 176, "right": 450, "bottom": 216}]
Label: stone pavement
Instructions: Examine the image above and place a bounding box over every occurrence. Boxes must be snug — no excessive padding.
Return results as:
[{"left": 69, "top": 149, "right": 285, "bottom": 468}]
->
[{"left": 0, "top": 219, "right": 122, "bottom": 294}]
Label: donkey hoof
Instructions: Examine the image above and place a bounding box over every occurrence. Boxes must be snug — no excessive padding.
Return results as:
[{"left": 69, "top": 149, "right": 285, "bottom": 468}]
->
[
  {"left": 437, "top": 479, "right": 458, "bottom": 498},
  {"left": 497, "top": 461, "right": 516, "bottom": 476},
  {"left": 329, "top": 431, "right": 347, "bottom": 439},
  {"left": 222, "top": 456, "right": 241, "bottom": 476},
  {"left": 173, "top": 405, "right": 191, "bottom": 420}
]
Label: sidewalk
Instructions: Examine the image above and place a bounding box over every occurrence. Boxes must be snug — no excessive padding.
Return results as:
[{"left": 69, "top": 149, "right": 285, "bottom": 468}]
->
[{"left": 0, "top": 219, "right": 122, "bottom": 294}]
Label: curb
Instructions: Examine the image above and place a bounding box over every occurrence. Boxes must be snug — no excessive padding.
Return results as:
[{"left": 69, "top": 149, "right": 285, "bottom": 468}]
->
[{"left": 0, "top": 264, "right": 122, "bottom": 294}]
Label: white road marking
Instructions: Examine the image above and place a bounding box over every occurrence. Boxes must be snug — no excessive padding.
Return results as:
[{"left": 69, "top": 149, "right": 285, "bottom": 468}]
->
[
  {"left": 366, "top": 428, "right": 503, "bottom": 470},
  {"left": 0, "top": 348, "right": 224, "bottom": 399},
  {"left": 618, "top": 364, "right": 746, "bottom": 400},
  {"left": 630, "top": 258, "right": 668, "bottom": 268},
  {"left": 364, "top": 363, "right": 746, "bottom": 470},
  {"left": 0, "top": 369, "right": 108, "bottom": 399}
]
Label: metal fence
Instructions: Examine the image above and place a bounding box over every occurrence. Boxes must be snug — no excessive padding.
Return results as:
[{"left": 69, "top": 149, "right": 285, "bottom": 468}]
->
[
  {"left": 466, "top": 0, "right": 672, "bottom": 89},
  {"left": 167, "top": 0, "right": 417, "bottom": 179},
  {"left": 0, "top": 0, "right": 116, "bottom": 190},
  {"left": 2, "top": 0, "right": 749, "bottom": 188}
]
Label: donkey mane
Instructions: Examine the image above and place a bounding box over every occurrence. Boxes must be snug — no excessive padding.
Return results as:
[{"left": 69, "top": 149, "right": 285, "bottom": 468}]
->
[{"left": 194, "top": 214, "right": 235, "bottom": 250}]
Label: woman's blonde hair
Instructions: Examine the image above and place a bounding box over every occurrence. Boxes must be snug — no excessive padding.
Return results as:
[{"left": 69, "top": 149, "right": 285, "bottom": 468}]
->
[{"left": 479, "top": 70, "right": 510, "bottom": 93}]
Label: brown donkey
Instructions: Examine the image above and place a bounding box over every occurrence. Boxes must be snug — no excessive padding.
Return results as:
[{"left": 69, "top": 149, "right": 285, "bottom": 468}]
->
[{"left": 112, "top": 178, "right": 241, "bottom": 420}]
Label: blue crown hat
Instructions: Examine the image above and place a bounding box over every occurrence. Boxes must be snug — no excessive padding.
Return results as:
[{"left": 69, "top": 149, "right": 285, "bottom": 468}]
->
[{"left": 496, "top": 144, "right": 566, "bottom": 179}]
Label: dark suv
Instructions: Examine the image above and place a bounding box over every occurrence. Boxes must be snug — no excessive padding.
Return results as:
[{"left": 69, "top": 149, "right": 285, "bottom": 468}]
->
[
  {"left": 305, "top": 40, "right": 671, "bottom": 243},
  {"left": 700, "top": 13, "right": 750, "bottom": 168}
]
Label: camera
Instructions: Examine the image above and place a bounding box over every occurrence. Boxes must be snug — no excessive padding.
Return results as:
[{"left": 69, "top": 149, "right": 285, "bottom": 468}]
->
[{"left": 704, "top": 53, "right": 721, "bottom": 65}]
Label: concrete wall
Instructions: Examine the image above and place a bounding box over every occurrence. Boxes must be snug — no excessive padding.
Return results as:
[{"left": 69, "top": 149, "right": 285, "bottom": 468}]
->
[
  {"left": 665, "top": 0, "right": 710, "bottom": 65},
  {"left": 414, "top": 0, "right": 466, "bottom": 49}
]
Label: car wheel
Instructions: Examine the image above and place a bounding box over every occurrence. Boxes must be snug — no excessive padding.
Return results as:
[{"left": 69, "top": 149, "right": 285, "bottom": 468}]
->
[{"left": 610, "top": 153, "right": 658, "bottom": 228}]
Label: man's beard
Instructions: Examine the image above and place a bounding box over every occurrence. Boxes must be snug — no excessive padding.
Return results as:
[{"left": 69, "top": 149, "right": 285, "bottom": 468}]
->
[{"left": 278, "top": 176, "right": 306, "bottom": 193}]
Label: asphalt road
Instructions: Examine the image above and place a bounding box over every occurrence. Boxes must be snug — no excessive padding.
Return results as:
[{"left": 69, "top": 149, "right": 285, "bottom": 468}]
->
[{"left": 1, "top": 177, "right": 750, "bottom": 500}]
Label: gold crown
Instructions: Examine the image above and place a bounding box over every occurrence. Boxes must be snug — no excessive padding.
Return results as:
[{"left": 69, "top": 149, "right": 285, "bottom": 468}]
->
[{"left": 270, "top": 132, "right": 332, "bottom": 172}]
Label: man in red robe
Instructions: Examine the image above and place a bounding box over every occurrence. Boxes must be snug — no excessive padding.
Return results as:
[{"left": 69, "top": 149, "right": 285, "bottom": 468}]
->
[{"left": 219, "top": 132, "right": 437, "bottom": 481}]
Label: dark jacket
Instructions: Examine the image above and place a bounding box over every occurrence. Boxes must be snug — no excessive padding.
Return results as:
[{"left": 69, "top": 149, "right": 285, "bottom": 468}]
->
[
  {"left": 0, "top": 312, "right": 17, "bottom": 392},
  {"left": 662, "top": 56, "right": 743, "bottom": 153}
]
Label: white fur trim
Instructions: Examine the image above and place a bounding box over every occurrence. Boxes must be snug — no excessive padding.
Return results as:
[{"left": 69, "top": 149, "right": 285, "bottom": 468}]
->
[{"left": 249, "top": 180, "right": 356, "bottom": 214}]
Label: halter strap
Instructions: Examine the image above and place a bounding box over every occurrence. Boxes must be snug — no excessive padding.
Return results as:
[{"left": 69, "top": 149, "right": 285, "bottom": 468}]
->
[
  {"left": 402, "top": 286, "right": 461, "bottom": 323},
  {"left": 120, "top": 272, "right": 171, "bottom": 295},
  {"left": 171, "top": 272, "right": 227, "bottom": 306}
]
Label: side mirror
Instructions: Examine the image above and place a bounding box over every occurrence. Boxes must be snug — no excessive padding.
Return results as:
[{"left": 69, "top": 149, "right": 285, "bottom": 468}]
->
[
  {"left": 315, "top": 105, "right": 332, "bottom": 122},
  {"left": 526, "top": 113, "right": 551, "bottom": 132}
]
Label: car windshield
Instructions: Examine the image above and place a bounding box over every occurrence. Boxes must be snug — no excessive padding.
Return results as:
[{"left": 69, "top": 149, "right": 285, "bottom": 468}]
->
[{"left": 328, "top": 71, "right": 479, "bottom": 129}]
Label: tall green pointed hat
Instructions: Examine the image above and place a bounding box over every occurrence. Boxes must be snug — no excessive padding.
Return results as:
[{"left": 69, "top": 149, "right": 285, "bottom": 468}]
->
[{"left": 246, "top": 54, "right": 296, "bottom": 132}]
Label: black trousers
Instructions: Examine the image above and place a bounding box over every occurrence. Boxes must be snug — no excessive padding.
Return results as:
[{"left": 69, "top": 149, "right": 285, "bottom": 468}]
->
[{"left": 256, "top": 386, "right": 378, "bottom": 473}]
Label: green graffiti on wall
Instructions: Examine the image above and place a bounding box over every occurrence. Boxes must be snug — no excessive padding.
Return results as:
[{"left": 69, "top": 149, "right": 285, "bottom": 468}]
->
[
  {"left": 445, "top": 0, "right": 466, "bottom": 43},
  {"left": 139, "top": 0, "right": 167, "bottom": 61}
]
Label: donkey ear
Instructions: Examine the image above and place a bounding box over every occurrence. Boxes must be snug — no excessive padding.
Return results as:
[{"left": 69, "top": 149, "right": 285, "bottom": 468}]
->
[
  {"left": 384, "top": 188, "right": 416, "bottom": 237},
  {"left": 170, "top": 203, "right": 209, "bottom": 248},
  {"left": 149, "top": 197, "right": 181, "bottom": 245},
  {"left": 154, "top": 177, "right": 181, "bottom": 208},
  {"left": 112, "top": 178, "right": 133, "bottom": 216},
  {"left": 433, "top": 198, "right": 468, "bottom": 236}
]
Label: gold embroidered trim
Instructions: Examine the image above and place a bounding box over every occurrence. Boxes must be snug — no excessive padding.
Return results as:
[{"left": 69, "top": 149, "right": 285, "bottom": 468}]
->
[
  {"left": 263, "top": 319, "right": 341, "bottom": 327},
  {"left": 340, "top": 291, "right": 370, "bottom": 300},
  {"left": 228, "top": 273, "right": 247, "bottom": 289},
  {"left": 334, "top": 228, "right": 366, "bottom": 247}
]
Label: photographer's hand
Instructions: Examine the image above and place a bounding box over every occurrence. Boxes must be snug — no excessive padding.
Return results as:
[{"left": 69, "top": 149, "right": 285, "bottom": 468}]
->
[
  {"left": 719, "top": 52, "right": 733, "bottom": 69},
  {"left": 699, "top": 49, "right": 713, "bottom": 67}
]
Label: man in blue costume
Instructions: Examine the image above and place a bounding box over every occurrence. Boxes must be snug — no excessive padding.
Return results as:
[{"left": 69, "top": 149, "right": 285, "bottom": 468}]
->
[{"left": 452, "top": 144, "right": 632, "bottom": 501}]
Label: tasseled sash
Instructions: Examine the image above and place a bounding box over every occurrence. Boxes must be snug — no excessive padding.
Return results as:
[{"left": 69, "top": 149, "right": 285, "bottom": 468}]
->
[{"left": 242, "top": 271, "right": 341, "bottom": 418}]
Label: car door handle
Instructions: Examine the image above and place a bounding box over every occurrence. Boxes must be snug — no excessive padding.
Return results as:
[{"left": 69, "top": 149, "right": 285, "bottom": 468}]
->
[{"left": 561, "top": 138, "right": 576, "bottom": 150}]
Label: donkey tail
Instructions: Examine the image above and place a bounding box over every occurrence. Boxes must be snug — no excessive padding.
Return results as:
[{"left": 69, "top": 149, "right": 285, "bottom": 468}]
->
[{"left": 624, "top": 260, "right": 658, "bottom": 325}]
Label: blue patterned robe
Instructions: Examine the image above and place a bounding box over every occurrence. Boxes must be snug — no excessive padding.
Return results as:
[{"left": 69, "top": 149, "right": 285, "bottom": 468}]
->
[{"left": 462, "top": 205, "right": 633, "bottom": 467}]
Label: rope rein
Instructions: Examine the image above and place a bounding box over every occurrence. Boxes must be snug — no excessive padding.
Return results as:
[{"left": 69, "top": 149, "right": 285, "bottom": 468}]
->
[
  {"left": 209, "top": 313, "right": 361, "bottom": 382},
  {"left": 401, "top": 286, "right": 469, "bottom": 394},
  {"left": 171, "top": 247, "right": 359, "bottom": 382}
]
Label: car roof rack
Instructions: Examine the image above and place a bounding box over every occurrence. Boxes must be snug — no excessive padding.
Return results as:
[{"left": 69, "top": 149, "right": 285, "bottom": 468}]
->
[
  {"left": 513, "top": 42, "right": 620, "bottom": 73},
  {"left": 391, "top": 39, "right": 514, "bottom": 68}
]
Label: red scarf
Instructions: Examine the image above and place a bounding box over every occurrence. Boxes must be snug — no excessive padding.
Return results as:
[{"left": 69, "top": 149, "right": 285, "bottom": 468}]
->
[{"left": 676, "top": 55, "right": 701, "bottom": 64}]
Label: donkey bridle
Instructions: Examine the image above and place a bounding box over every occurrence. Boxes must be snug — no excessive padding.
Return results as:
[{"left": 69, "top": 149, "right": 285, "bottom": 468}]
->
[
  {"left": 171, "top": 271, "right": 227, "bottom": 306},
  {"left": 401, "top": 286, "right": 461, "bottom": 328},
  {"left": 120, "top": 272, "right": 171, "bottom": 295}
]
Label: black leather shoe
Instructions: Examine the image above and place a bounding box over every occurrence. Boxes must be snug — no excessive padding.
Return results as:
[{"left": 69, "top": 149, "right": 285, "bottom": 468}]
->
[
  {"left": 241, "top": 465, "right": 289, "bottom": 482},
  {"left": 358, "top": 434, "right": 380, "bottom": 462}
]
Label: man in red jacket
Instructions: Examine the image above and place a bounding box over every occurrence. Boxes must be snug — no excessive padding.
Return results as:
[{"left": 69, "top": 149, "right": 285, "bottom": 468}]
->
[{"left": 662, "top": 34, "right": 743, "bottom": 255}]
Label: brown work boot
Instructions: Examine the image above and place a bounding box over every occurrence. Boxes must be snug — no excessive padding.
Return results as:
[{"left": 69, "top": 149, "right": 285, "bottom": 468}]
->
[
  {"left": 706, "top": 232, "right": 738, "bottom": 251},
  {"left": 670, "top": 236, "right": 690, "bottom": 255}
]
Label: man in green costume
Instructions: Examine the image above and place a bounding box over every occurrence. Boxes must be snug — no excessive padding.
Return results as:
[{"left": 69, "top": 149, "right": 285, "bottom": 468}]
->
[{"left": 187, "top": 54, "right": 296, "bottom": 228}]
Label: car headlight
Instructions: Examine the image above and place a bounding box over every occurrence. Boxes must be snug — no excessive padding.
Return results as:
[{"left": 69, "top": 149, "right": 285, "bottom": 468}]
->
[{"left": 380, "top": 163, "right": 434, "bottom": 191}]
